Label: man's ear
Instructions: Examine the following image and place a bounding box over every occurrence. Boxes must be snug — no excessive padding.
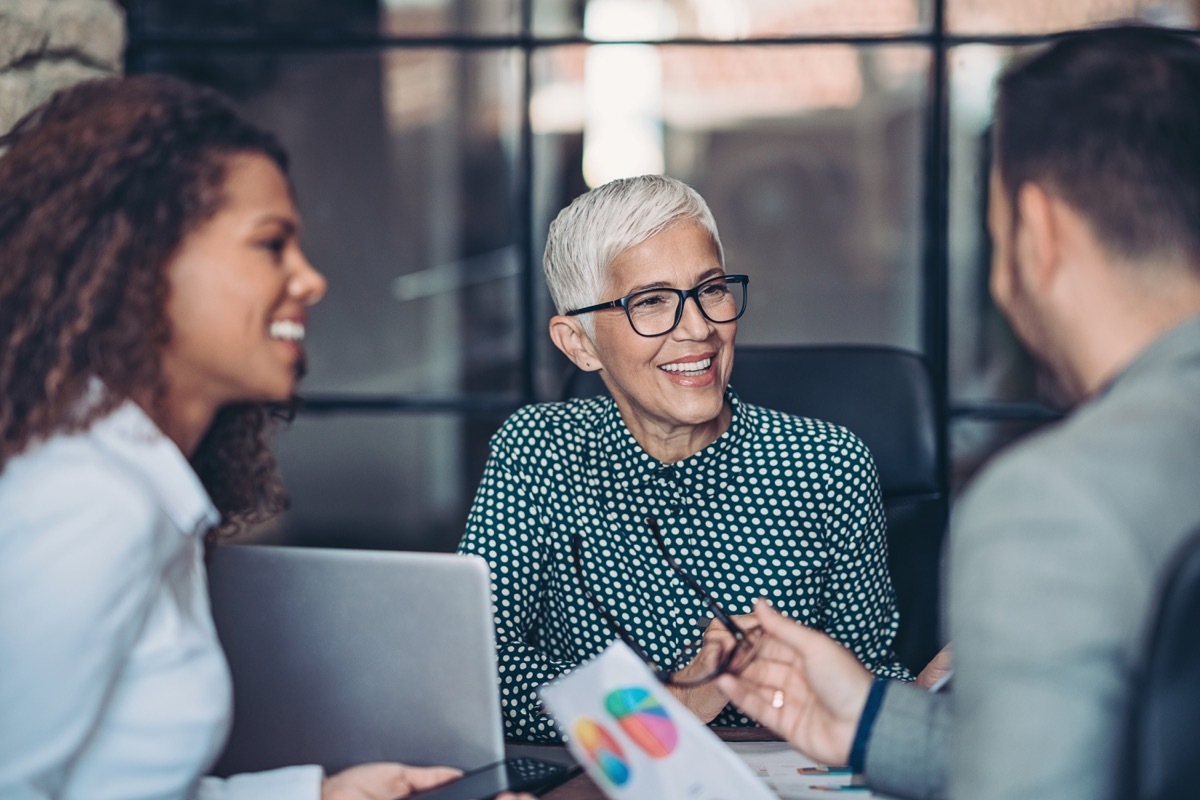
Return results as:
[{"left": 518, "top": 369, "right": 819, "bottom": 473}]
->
[
  {"left": 549, "top": 315, "right": 602, "bottom": 372},
  {"left": 1013, "top": 182, "right": 1062, "bottom": 291}
]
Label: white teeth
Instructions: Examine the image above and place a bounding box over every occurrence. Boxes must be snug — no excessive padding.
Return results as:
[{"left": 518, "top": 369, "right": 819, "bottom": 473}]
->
[
  {"left": 269, "top": 320, "right": 305, "bottom": 342},
  {"left": 660, "top": 357, "right": 712, "bottom": 373}
]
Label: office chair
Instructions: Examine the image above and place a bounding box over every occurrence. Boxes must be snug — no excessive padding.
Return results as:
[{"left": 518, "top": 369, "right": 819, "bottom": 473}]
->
[
  {"left": 1120, "top": 525, "right": 1200, "bottom": 800},
  {"left": 561, "top": 344, "right": 948, "bottom": 673}
]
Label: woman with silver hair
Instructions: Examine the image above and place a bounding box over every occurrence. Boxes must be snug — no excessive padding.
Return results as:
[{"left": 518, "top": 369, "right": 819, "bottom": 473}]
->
[{"left": 459, "top": 174, "right": 909, "bottom": 743}]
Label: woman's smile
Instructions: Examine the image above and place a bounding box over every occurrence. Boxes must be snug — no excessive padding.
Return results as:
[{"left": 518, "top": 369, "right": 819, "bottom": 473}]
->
[
  {"left": 268, "top": 317, "right": 308, "bottom": 366},
  {"left": 658, "top": 352, "right": 718, "bottom": 386}
]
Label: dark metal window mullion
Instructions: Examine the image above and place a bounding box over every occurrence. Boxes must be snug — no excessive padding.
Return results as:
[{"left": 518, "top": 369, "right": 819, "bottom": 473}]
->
[
  {"left": 922, "top": 0, "right": 952, "bottom": 488},
  {"left": 518, "top": 0, "right": 537, "bottom": 403}
]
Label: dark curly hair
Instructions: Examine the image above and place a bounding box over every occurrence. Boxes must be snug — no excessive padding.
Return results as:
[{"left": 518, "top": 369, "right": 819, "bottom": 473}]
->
[{"left": 0, "top": 74, "right": 294, "bottom": 535}]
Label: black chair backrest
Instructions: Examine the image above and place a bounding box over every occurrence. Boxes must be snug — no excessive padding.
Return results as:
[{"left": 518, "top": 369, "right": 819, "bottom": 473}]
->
[
  {"left": 562, "top": 344, "right": 948, "bottom": 673},
  {"left": 1122, "top": 526, "right": 1200, "bottom": 800}
]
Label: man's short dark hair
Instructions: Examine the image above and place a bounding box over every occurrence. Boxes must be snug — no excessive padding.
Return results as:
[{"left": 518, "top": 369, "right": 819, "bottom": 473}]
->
[{"left": 995, "top": 25, "right": 1200, "bottom": 269}]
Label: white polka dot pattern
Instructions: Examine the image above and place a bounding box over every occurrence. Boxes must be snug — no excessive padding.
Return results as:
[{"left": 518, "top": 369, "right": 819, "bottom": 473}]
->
[{"left": 458, "top": 389, "right": 911, "bottom": 742}]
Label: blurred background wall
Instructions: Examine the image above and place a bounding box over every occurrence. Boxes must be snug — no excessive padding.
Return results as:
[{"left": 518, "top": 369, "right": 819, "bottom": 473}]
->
[{"left": 7, "top": 1, "right": 1199, "bottom": 552}]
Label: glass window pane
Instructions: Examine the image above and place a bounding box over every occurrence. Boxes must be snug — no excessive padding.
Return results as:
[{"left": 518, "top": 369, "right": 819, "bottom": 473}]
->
[
  {"left": 236, "top": 412, "right": 511, "bottom": 551},
  {"left": 130, "top": 0, "right": 521, "bottom": 38},
  {"left": 946, "top": 43, "right": 1046, "bottom": 406},
  {"left": 382, "top": 0, "right": 522, "bottom": 37},
  {"left": 533, "top": 0, "right": 931, "bottom": 39},
  {"left": 136, "top": 48, "right": 525, "bottom": 397},
  {"left": 950, "top": 417, "right": 1056, "bottom": 494},
  {"left": 947, "top": 0, "right": 1197, "bottom": 35},
  {"left": 530, "top": 42, "right": 928, "bottom": 395}
]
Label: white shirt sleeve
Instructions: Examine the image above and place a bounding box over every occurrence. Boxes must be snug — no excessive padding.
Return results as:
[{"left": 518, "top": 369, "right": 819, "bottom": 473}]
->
[
  {"left": 197, "top": 765, "right": 324, "bottom": 800},
  {"left": 0, "top": 462, "right": 163, "bottom": 794}
]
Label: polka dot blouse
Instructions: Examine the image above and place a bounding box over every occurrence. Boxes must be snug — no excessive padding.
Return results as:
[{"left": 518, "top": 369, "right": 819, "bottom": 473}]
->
[{"left": 458, "top": 389, "right": 911, "bottom": 742}]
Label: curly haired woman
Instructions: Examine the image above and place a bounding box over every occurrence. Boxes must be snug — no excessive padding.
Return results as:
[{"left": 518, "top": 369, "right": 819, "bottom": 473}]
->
[{"left": 0, "top": 75, "right": 529, "bottom": 800}]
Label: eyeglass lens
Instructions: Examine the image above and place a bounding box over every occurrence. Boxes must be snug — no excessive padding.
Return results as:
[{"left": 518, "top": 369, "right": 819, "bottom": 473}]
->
[
  {"left": 626, "top": 277, "right": 745, "bottom": 336},
  {"left": 666, "top": 626, "right": 764, "bottom": 688}
]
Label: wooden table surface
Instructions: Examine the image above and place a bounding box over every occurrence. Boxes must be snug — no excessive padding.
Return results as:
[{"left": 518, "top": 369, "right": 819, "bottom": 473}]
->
[{"left": 506, "top": 727, "right": 783, "bottom": 799}]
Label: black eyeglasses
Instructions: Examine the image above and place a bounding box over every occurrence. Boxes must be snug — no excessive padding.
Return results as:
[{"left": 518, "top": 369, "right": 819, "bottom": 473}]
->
[
  {"left": 571, "top": 515, "right": 763, "bottom": 687},
  {"left": 565, "top": 274, "right": 749, "bottom": 337}
]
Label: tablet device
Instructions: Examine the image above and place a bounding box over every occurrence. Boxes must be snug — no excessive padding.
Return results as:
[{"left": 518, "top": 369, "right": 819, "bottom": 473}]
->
[{"left": 405, "top": 756, "right": 580, "bottom": 800}]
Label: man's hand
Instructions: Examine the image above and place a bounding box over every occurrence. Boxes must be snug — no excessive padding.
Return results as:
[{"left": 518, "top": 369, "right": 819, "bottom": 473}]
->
[{"left": 715, "top": 599, "right": 874, "bottom": 766}]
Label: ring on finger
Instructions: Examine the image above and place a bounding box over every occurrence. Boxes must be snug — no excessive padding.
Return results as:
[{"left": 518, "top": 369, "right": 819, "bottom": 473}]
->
[{"left": 771, "top": 689, "right": 785, "bottom": 709}]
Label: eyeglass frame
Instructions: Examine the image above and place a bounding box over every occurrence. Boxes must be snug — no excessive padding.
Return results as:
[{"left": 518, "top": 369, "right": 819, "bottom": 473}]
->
[
  {"left": 570, "top": 515, "right": 761, "bottom": 687},
  {"left": 564, "top": 274, "right": 749, "bottom": 338}
]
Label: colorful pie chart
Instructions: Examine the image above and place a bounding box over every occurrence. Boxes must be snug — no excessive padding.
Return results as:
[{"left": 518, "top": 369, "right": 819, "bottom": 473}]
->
[
  {"left": 572, "top": 717, "right": 631, "bottom": 787},
  {"left": 605, "top": 686, "right": 679, "bottom": 758}
]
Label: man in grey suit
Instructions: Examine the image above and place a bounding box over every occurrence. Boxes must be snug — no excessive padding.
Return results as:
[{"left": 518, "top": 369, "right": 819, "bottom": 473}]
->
[{"left": 717, "top": 24, "right": 1200, "bottom": 800}]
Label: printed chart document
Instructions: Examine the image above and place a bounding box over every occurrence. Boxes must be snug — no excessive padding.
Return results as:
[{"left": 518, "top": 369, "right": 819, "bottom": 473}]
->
[{"left": 540, "top": 642, "right": 776, "bottom": 800}]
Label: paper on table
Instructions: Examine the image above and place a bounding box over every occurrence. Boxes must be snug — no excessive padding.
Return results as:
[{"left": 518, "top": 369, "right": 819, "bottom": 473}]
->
[
  {"left": 539, "top": 642, "right": 777, "bottom": 800},
  {"left": 727, "top": 741, "right": 893, "bottom": 799}
]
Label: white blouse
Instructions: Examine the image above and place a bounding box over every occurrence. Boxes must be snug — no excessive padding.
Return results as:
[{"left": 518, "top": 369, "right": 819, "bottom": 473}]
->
[{"left": 0, "top": 401, "right": 320, "bottom": 799}]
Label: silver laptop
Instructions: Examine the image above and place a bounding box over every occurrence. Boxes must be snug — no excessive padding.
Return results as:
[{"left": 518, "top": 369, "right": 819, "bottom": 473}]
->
[{"left": 206, "top": 544, "right": 505, "bottom": 777}]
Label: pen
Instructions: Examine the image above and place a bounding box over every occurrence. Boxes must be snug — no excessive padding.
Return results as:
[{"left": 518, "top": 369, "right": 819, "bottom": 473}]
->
[
  {"left": 798, "top": 766, "right": 854, "bottom": 775},
  {"left": 928, "top": 670, "right": 954, "bottom": 693}
]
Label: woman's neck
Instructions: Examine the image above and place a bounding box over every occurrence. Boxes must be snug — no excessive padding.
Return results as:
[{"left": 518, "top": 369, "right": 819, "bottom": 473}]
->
[
  {"left": 131, "top": 386, "right": 214, "bottom": 458},
  {"left": 619, "top": 399, "right": 733, "bottom": 465}
]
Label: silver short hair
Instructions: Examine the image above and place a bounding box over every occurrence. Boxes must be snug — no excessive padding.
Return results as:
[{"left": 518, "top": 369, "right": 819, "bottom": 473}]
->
[{"left": 543, "top": 174, "right": 725, "bottom": 334}]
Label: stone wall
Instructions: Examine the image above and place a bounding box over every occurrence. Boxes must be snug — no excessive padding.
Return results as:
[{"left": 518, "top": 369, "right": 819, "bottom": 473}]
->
[{"left": 0, "top": 0, "right": 125, "bottom": 135}]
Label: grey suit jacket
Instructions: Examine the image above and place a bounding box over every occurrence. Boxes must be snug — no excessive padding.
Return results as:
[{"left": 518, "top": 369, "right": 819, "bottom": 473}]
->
[{"left": 862, "top": 315, "right": 1200, "bottom": 800}]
